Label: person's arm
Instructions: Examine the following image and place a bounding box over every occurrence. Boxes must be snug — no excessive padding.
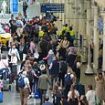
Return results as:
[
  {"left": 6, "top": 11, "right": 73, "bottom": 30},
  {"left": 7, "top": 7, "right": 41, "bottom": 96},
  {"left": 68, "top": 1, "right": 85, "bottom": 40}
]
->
[
  {"left": 67, "top": 91, "right": 71, "bottom": 101},
  {"left": 49, "top": 63, "right": 53, "bottom": 70},
  {"left": 26, "top": 78, "right": 31, "bottom": 93},
  {"left": 8, "top": 49, "right": 12, "bottom": 56},
  {"left": 43, "top": 54, "right": 49, "bottom": 60},
  {"left": 86, "top": 91, "right": 90, "bottom": 102},
  {"left": 16, "top": 49, "right": 20, "bottom": 61}
]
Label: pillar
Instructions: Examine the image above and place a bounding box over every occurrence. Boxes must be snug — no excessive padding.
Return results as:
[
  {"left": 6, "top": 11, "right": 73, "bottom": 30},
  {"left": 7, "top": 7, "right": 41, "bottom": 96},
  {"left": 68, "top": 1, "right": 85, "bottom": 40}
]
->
[
  {"left": 74, "top": 0, "right": 79, "bottom": 33},
  {"left": 102, "top": 14, "right": 105, "bottom": 72},
  {"left": 93, "top": 5, "right": 99, "bottom": 72},
  {"left": 78, "top": 0, "right": 86, "bottom": 36},
  {"left": 85, "top": 0, "right": 94, "bottom": 74}
]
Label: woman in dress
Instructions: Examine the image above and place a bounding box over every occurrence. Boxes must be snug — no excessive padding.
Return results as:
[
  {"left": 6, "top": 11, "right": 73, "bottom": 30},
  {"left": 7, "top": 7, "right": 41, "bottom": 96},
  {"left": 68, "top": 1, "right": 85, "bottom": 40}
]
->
[{"left": 95, "top": 72, "right": 105, "bottom": 105}]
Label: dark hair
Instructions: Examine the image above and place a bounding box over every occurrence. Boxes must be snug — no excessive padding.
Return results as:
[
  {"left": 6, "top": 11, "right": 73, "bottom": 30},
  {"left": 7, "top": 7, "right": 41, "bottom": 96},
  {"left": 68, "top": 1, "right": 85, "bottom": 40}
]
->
[
  {"left": 70, "top": 85, "right": 76, "bottom": 99},
  {"left": 88, "top": 85, "right": 93, "bottom": 90}
]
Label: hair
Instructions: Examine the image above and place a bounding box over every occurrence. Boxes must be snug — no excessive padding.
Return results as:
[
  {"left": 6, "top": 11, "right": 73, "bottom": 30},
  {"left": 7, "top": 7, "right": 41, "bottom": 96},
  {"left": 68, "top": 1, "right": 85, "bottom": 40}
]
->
[
  {"left": 70, "top": 85, "right": 76, "bottom": 99},
  {"left": 69, "top": 26, "right": 73, "bottom": 30},
  {"left": 80, "top": 95, "right": 88, "bottom": 105},
  {"left": 88, "top": 85, "right": 93, "bottom": 90}
]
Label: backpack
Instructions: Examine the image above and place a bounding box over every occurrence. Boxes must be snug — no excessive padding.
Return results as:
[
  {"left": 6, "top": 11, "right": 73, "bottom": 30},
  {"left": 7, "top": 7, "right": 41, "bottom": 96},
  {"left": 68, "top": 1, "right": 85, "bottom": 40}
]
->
[
  {"left": 64, "top": 74, "right": 72, "bottom": 86},
  {"left": 18, "top": 75, "right": 25, "bottom": 88}
]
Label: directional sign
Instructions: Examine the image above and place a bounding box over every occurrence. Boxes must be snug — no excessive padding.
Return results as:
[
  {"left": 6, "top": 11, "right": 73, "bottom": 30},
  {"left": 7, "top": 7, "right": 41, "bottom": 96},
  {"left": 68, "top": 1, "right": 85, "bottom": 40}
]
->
[
  {"left": 10, "top": 0, "right": 18, "bottom": 14},
  {"left": 41, "top": 3, "right": 64, "bottom": 13}
]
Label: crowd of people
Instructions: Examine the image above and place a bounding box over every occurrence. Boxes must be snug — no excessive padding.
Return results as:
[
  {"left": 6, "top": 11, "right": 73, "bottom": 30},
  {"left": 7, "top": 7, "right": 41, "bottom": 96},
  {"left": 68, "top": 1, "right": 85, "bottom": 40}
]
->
[{"left": 0, "top": 14, "right": 105, "bottom": 105}]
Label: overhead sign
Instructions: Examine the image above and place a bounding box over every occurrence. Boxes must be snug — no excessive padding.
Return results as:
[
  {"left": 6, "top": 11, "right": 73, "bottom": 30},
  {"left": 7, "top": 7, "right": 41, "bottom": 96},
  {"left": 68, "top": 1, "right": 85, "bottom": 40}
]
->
[
  {"left": 41, "top": 3, "right": 64, "bottom": 13},
  {"left": 10, "top": 0, "right": 18, "bottom": 14}
]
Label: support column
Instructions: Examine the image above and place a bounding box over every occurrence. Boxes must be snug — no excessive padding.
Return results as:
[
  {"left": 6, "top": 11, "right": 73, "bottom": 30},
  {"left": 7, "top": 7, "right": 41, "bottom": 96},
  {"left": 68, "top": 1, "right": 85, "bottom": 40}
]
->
[
  {"left": 85, "top": 0, "right": 94, "bottom": 75},
  {"left": 93, "top": 5, "right": 99, "bottom": 72},
  {"left": 102, "top": 14, "right": 105, "bottom": 72},
  {"left": 74, "top": 0, "right": 79, "bottom": 33},
  {"left": 79, "top": 0, "right": 85, "bottom": 36}
]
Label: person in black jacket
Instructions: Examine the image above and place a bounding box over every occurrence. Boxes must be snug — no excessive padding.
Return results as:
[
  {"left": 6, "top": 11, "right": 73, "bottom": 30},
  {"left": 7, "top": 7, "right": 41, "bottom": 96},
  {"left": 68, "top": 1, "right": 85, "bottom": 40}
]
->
[{"left": 49, "top": 57, "right": 59, "bottom": 88}]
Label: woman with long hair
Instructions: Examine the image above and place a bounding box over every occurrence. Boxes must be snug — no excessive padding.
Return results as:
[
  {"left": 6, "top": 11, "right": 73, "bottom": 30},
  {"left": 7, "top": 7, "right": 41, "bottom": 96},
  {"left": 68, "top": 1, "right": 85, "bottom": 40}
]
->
[{"left": 67, "top": 85, "right": 79, "bottom": 105}]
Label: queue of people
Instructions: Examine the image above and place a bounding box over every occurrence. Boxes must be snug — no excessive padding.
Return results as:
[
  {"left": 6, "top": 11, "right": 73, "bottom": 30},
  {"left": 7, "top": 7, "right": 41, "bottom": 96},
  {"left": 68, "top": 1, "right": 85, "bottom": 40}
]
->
[{"left": 0, "top": 14, "right": 105, "bottom": 105}]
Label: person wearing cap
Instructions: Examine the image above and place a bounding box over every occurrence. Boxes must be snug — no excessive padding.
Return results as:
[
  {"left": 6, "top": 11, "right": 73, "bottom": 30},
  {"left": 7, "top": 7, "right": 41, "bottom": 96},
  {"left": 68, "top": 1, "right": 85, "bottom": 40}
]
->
[{"left": 42, "top": 96, "right": 53, "bottom": 105}]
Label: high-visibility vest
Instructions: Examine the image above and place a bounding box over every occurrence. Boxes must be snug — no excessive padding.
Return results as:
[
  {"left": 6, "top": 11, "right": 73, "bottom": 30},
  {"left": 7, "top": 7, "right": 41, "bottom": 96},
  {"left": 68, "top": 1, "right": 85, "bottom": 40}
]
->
[
  {"left": 62, "top": 26, "right": 69, "bottom": 32},
  {"left": 69, "top": 30, "right": 75, "bottom": 36},
  {"left": 39, "top": 30, "right": 44, "bottom": 37}
]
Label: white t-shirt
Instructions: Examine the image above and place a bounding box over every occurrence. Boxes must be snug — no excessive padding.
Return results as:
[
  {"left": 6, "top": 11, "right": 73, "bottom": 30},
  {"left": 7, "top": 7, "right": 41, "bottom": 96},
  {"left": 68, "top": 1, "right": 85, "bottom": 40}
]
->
[{"left": 86, "top": 90, "right": 96, "bottom": 105}]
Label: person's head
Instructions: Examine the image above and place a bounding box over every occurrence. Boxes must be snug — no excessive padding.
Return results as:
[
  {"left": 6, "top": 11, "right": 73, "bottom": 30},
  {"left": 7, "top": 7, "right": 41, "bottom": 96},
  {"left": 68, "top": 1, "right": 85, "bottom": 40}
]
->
[
  {"left": 87, "top": 84, "right": 93, "bottom": 90},
  {"left": 24, "top": 60, "right": 31, "bottom": 68},
  {"left": 69, "top": 26, "right": 73, "bottom": 30},
  {"left": 97, "top": 72, "right": 103, "bottom": 79},
  {"left": 53, "top": 84, "right": 59, "bottom": 92}
]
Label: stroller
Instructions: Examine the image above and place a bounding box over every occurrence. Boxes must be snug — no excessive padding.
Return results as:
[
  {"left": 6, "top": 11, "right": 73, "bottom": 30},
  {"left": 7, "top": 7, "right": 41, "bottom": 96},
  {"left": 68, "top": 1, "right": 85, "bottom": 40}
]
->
[{"left": 0, "top": 68, "right": 11, "bottom": 91}]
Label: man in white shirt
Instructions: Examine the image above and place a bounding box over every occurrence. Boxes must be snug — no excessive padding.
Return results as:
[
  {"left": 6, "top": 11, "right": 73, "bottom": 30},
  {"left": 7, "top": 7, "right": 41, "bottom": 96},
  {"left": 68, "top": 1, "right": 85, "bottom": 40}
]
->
[{"left": 86, "top": 85, "right": 96, "bottom": 105}]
